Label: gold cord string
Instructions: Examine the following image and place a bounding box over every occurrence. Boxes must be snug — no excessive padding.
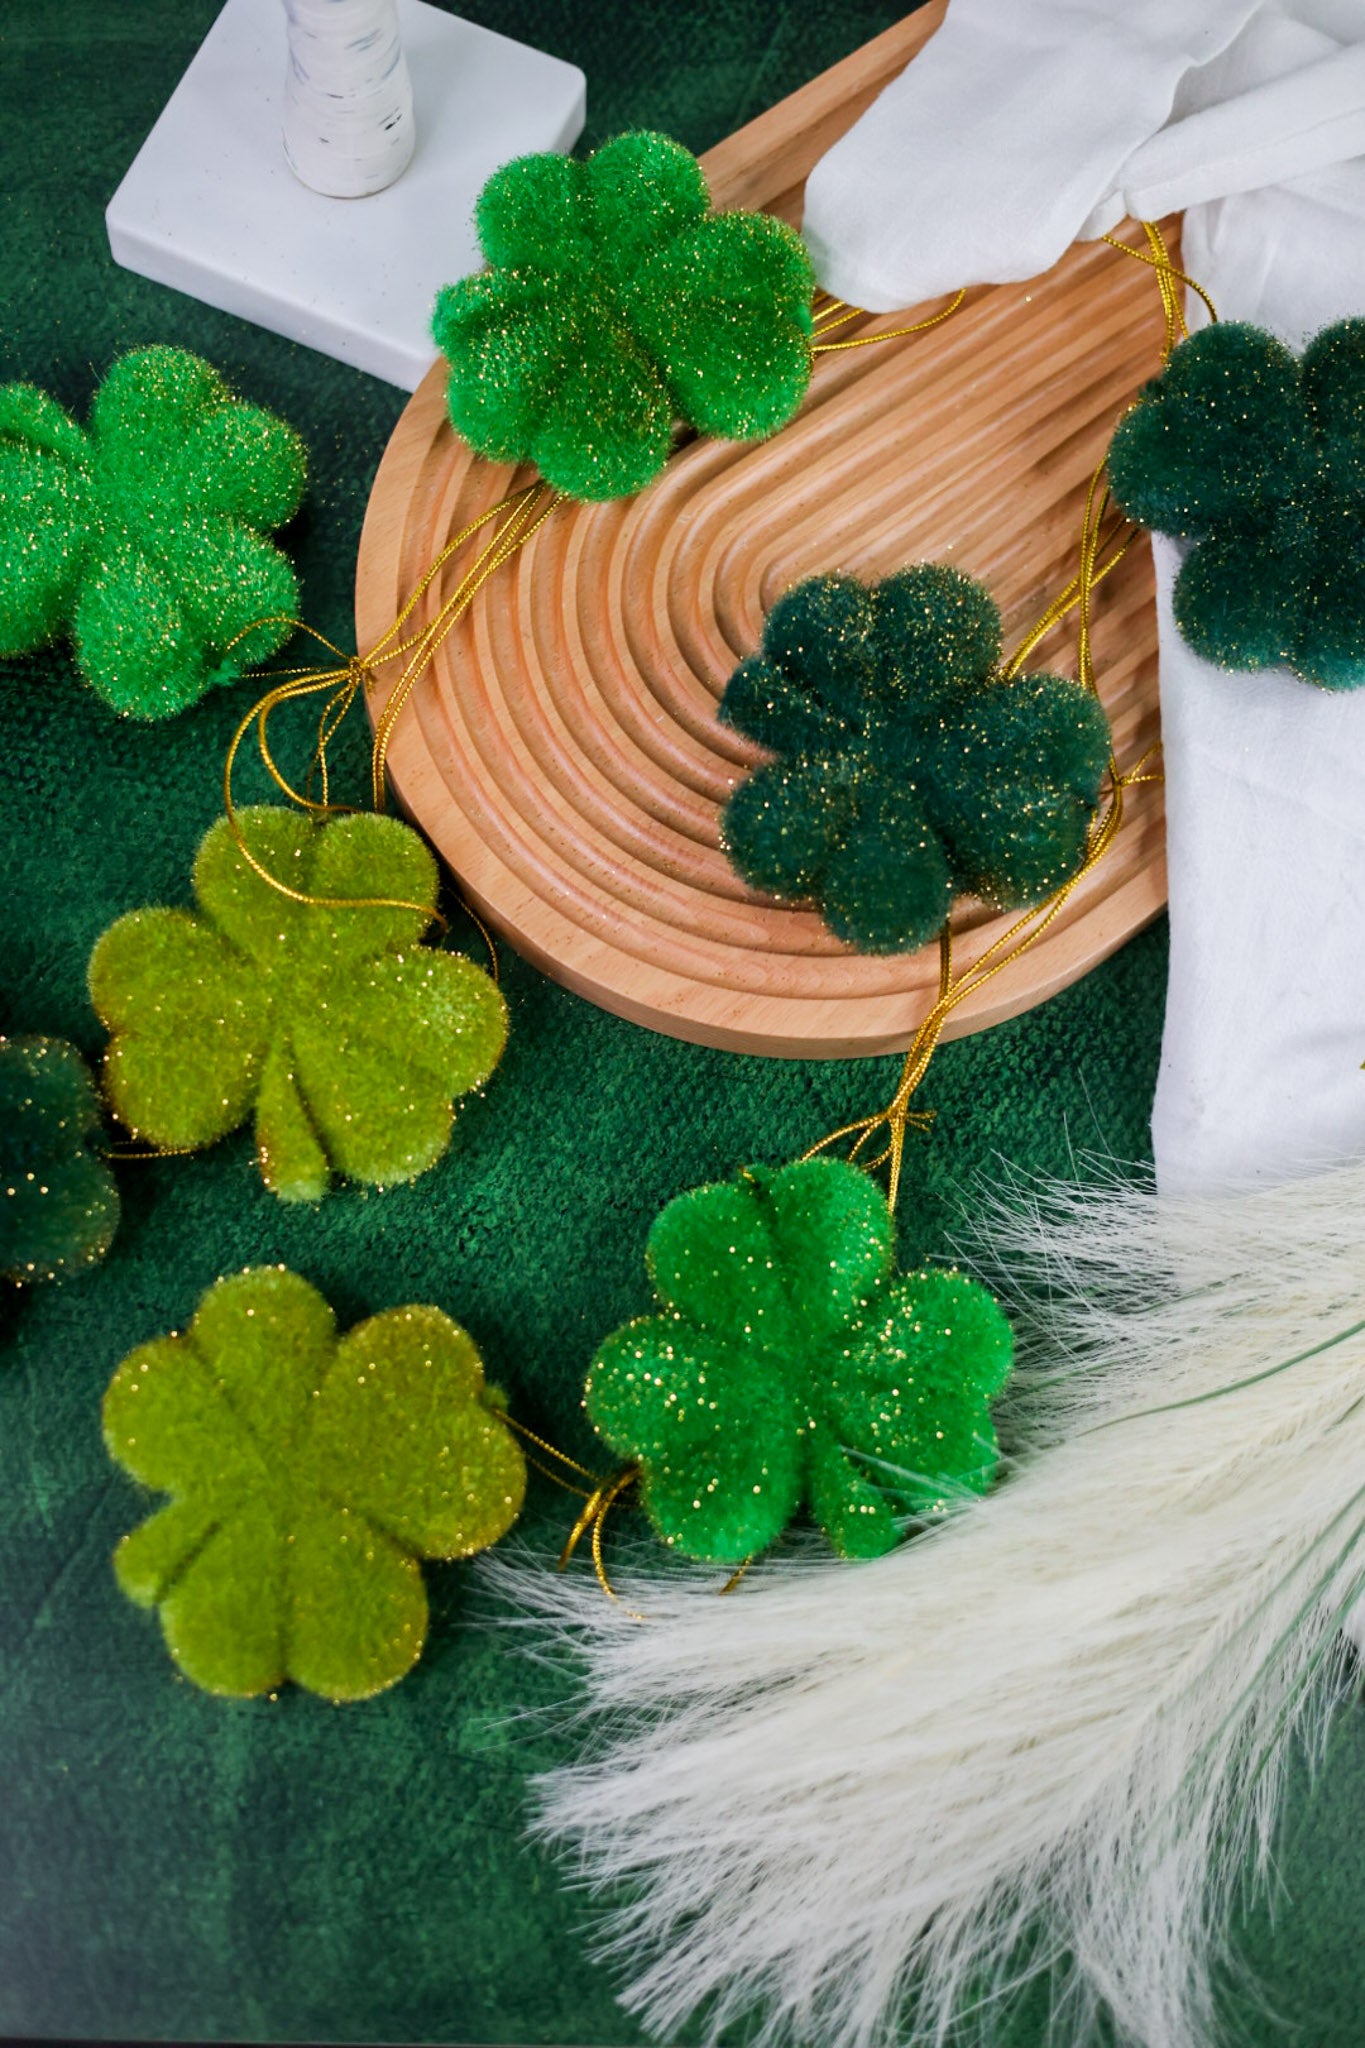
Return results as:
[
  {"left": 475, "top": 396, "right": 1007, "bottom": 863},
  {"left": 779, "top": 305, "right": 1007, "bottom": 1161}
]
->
[
  {"left": 1101, "top": 218, "right": 1218, "bottom": 353},
  {"left": 218, "top": 484, "right": 560, "bottom": 921},
  {"left": 368, "top": 482, "right": 560, "bottom": 809},
  {"left": 102, "top": 1139, "right": 204, "bottom": 1161},
  {"left": 557, "top": 1465, "right": 645, "bottom": 1613},
  {"left": 501, "top": 1413, "right": 610, "bottom": 1500},
  {"left": 494, "top": 1414, "right": 649, "bottom": 1607},
  {"left": 811, "top": 288, "right": 966, "bottom": 354}
]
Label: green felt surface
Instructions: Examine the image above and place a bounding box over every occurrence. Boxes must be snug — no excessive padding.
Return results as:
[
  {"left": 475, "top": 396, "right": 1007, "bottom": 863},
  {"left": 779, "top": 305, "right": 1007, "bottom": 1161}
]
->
[{"left": 0, "top": 2, "right": 1360, "bottom": 2043}]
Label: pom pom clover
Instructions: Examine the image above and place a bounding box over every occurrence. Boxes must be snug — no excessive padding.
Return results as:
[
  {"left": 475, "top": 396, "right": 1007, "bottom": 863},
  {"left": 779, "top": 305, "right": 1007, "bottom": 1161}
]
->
[
  {"left": 104, "top": 1267, "right": 526, "bottom": 1699},
  {"left": 433, "top": 131, "right": 815, "bottom": 502},
  {"left": 0, "top": 1036, "right": 119, "bottom": 1284},
  {"left": 585, "top": 1157, "right": 1013, "bottom": 1564},
  {"left": 89, "top": 805, "right": 507, "bottom": 1202},
  {"left": 1107, "top": 319, "right": 1365, "bottom": 689},
  {"left": 719, "top": 567, "right": 1112, "bottom": 953},
  {"left": 0, "top": 346, "right": 306, "bottom": 717}
]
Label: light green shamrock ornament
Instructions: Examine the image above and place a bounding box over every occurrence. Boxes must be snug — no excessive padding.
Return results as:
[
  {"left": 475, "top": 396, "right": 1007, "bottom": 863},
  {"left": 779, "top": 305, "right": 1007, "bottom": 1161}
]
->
[
  {"left": 0, "top": 346, "right": 306, "bottom": 717},
  {"left": 89, "top": 804, "right": 508, "bottom": 1201},
  {"left": 104, "top": 1267, "right": 527, "bottom": 1699}
]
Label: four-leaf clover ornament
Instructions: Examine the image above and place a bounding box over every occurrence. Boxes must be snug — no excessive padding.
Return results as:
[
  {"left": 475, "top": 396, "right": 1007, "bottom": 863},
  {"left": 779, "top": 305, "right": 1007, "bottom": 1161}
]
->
[
  {"left": 104, "top": 1267, "right": 527, "bottom": 1699},
  {"left": 433, "top": 130, "right": 815, "bottom": 501},
  {"left": 89, "top": 805, "right": 508, "bottom": 1201},
  {"left": 0, "top": 346, "right": 305, "bottom": 717},
  {"left": 585, "top": 1156, "right": 1013, "bottom": 1564},
  {"left": 1107, "top": 318, "right": 1365, "bottom": 690},
  {"left": 718, "top": 567, "right": 1113, "bottom": 953},
  {"left": 0, "top": 1035, "right": 119, "bottom": 1285}
]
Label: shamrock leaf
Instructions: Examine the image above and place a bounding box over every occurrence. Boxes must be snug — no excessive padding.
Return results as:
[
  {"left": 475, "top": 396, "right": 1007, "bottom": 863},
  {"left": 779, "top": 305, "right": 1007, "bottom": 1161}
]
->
[
  {"left": 0, "top": 347, "right": 306, "bottom": 716},
  {"left": 585, "top": 1157, "right": 1013, "bottom": 1563},
  {"left": 89, "top": 804, "right": 508, "bottom": 1201},
  {"left": 718, "top": 567, "right": 1112, "bottom": 953},
  {"left": 104, "top": 1267, "right": 526, "bottom": 1699},
  {"left": 0, "top": 1035, "right": 119, "bottom": 1284},
  {"left": 433, "top": 131, "right": 815, "bottom": 501},
  {"left": 1107, "top": 319, "right": 1365, "bottom": 689}
]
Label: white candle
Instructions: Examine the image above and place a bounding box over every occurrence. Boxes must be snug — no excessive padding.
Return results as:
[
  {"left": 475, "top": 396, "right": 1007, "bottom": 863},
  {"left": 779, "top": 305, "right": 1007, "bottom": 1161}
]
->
[{"left": 281, "top": 0, "right": 416, "bottom": 199}]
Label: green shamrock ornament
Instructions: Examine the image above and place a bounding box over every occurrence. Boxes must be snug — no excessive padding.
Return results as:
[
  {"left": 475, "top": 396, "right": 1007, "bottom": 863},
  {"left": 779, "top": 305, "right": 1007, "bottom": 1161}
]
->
[
  {"left": 89, "top": 804, "right": 508, "bottom": 1201},
  {"left": 718, "top": 567, "right": 1113, "bottom": 953},
  {"left": 585, "top": 1157, "right": 1013, "bottom": 1564},
  {"left": 433, "top": 130, "right": 815, "bottom": 502},
  {"left": 0, "top": 346, "right": 306, "bottom": 717},
  {"left": 1107, "top": 319, "right": 1365, "bottom": 689},
  {"left": 104, "top": 1267, "right": 527, "bottom": 1699},
  {"left": 0, "top": 1035, "right": 119, "bottom": 1284}
]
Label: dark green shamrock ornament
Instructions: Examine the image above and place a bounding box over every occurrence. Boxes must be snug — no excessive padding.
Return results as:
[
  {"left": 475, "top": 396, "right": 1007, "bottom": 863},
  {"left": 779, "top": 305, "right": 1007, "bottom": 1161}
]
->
[
  {"left": 585, "top": 1156, "right": 1013, "bottom": 1564},
  {"left": 104, "top": 1267, "right": 527, "bottom": 1699},
  {"left": 0, "top": 1035, "right": 119, "bottom": 1284},
  {"left": 0, "top": 346, "right": 305, "bottom": 717},
  {"left": 718, "top": 566, "right": 1113, "bottom": 953},
  {"left": 89, "top": 805, "right": 507, "bottom": 1201},
  {"left": 1107, "top": 319, "right": 1365, "bottom": 689},
  {"left": 433, "top": 130, "right": 815, "bottom": 502}
]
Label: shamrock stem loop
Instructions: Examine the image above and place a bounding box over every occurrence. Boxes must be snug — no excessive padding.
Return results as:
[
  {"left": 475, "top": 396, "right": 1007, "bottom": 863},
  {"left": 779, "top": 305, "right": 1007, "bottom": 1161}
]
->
[
  {"left": 1101, "top": 219, "right": 1218, "bottom": 356},
  {"left": 367, "top": 482, "right": 560, "bottom": 810},
  {"left": 558, "top": 1465, "right": 646, "bottom": 1616},
  {"left": 216, "top": 483, "right": 559, "bottom": 932}
]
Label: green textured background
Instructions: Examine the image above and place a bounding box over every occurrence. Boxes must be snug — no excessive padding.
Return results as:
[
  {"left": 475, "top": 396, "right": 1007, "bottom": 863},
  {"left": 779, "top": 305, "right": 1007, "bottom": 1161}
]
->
[{"left": 0, "top": 3, "right": 1360, "bottom": 2042}]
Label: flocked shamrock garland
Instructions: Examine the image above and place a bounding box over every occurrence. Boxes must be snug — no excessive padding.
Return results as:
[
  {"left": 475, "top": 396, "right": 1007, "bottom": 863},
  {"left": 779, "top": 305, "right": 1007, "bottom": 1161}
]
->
[{"left": 5, "top": 159, "right": 1251, "bottom": 1700}]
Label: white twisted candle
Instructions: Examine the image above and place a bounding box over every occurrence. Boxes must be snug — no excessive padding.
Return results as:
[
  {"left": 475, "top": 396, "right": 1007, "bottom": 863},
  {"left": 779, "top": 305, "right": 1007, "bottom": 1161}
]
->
[{"left": 281, "top": 0, "right": 415, "bottom": 199}]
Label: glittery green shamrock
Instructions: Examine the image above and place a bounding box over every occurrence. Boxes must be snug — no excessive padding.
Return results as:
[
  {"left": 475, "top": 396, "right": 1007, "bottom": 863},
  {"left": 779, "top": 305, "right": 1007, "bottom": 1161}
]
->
[
  {"left": 1108, "top": 320, "right": 1365, "bottom": 689},
  {"left": 104, "top": 1267, "right": 526, "bottom": 1699},
  {"left": 585, "top": 1157, "right": 1013, "bottom": 1564},
  {"left": 433, "top": 130, "right": 815, "bottom": 502},
  {"left": 89, "top": 805, "right": 507, "bottom": 1202},
  {"left": 0, "top": 346, "right": 306, "bottom": 717},
  {"left": 718, "top": 567, "right": 1113, "bottom": 954},
  {"left": 0, "top": 1035, "right": 119, "bottom": 1284}
]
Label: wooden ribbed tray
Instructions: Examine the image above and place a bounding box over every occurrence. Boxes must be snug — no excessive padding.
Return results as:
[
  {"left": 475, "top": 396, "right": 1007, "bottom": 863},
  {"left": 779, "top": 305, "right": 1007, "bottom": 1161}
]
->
[{"left": 356, "top": 4, "right": 1169, "bottom": 1056}]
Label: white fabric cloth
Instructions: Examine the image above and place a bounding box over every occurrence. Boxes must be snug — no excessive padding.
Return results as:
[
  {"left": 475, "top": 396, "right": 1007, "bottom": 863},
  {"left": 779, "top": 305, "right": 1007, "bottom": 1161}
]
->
[
  {"left": 804, "top": 0, "right": 1247, "bottom": 309},
  {"left": 1149, "top": 169, "right": 1365, "bottom": 1191},
  {"left": 803, "top": 0, "right": 1365, "bottom": 1196},
  {"left": 803, "top": 0, "right": 1365, "bottom": 313}
]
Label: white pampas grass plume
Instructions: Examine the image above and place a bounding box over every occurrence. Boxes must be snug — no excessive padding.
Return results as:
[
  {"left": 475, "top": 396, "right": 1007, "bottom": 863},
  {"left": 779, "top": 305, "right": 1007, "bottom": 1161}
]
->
[{"left": 490, "top": 1162, "right": 1365, "bottom": 2048}]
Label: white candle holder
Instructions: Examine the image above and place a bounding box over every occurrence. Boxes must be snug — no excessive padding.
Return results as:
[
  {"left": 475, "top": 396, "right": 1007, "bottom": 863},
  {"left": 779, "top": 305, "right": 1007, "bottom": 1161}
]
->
[
  {"left": 282, "top": 0, "right": 416, "bottom": 199},
  {"left": 106, "top": 0, "right": 585, "bottom": 388}
]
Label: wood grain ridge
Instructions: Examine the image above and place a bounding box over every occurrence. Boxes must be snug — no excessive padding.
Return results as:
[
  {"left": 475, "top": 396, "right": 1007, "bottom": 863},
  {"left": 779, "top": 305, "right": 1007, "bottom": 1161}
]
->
[{"left": 356, "top": 5, "right": 1170, "bottom": 1056}]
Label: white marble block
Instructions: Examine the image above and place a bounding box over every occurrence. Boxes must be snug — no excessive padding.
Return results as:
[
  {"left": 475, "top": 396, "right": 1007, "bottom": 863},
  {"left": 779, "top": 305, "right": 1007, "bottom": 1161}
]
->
[{"left": 106, "top": 0, "right": 586, "bottom": 388}]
